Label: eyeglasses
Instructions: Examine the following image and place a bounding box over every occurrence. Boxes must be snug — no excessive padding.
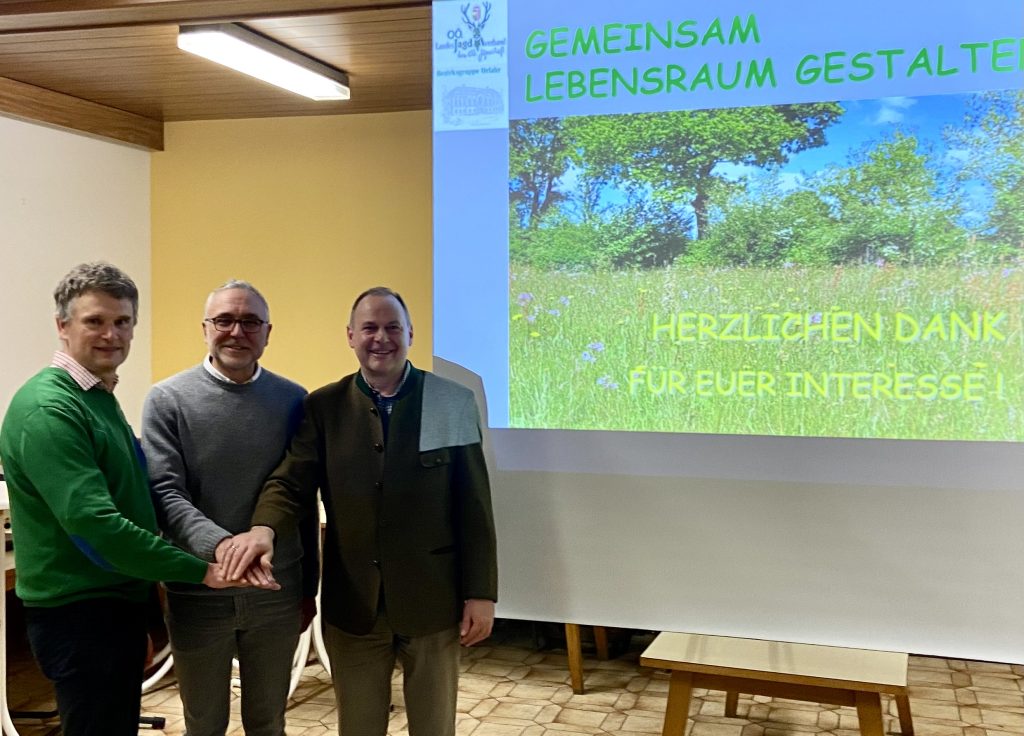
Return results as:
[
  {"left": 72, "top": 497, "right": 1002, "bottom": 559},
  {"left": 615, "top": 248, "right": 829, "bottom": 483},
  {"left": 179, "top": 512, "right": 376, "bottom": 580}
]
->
[{"left": 204, "top": 317, "right": 267, "bottom": 333}]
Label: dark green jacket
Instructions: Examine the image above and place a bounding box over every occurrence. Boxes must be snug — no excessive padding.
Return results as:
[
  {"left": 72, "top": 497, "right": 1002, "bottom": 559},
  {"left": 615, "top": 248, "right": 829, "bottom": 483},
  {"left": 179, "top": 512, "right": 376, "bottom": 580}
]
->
[{"left": 252, "top": 365, "right": 497, "bottom": 636}]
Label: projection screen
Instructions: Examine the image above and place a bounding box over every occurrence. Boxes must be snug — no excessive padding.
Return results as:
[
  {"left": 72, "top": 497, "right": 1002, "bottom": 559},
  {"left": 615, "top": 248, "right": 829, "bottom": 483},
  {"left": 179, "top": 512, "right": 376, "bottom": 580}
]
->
[{"left": 432, "top": 0, "right": 1024, "bottom": 663}]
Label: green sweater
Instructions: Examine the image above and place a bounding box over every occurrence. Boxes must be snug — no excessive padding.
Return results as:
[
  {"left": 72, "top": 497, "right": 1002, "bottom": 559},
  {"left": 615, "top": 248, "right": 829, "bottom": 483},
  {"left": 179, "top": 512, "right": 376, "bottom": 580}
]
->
[{"left": 0, "top": 368, "right": 208, "bottom": 607}]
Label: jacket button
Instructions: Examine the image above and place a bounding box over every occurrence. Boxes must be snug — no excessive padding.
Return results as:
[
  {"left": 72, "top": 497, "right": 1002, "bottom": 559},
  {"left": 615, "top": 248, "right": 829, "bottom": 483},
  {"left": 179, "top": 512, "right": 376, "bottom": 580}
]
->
[
  {"left": 370, "top": 407, "right": 378, "bottom": 416},
  {"left": 374, "top": 442, "right": 384, "bottom": 452},
  {"left": 374, "top": 481, "right": 383, "bottom": 490}
]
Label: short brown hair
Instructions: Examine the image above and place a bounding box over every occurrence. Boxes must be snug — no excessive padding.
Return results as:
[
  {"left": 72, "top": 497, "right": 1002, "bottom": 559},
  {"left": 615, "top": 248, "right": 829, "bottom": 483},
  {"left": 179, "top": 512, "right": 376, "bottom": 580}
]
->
[
  {"left": 54, "top": 262, "right": 139, "bottom": 323},
  {"left": 349, "top": 286, "right": 412, "bottom": 327}
]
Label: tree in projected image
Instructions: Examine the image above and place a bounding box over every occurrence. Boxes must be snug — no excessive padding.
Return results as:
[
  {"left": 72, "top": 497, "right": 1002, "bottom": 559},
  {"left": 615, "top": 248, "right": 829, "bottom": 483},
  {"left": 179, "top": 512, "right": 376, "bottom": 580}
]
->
[
  {"left": 947, "top": 90, "right": 1024, "bottom": 259},
  {"left": 690, "top": 132, "right": 968, "bottom": 267}
]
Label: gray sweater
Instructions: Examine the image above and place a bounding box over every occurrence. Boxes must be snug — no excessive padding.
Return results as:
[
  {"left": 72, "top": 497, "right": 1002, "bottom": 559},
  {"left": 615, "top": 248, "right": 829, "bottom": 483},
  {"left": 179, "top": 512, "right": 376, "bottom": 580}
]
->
[{"left": 142, "top": 364, "right": 314, "bottom": 594}]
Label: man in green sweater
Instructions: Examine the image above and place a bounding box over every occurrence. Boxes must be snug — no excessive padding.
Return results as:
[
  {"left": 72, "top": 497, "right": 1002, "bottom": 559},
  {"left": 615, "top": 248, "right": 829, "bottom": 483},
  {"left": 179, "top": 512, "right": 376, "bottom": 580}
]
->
[{"left": 0, "top": 262, "right": 249, "bottom": 736}]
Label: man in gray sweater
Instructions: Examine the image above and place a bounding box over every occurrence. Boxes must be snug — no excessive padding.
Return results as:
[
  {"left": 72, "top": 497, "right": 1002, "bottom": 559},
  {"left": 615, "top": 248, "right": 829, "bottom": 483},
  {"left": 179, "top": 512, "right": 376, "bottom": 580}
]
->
[{"left": 141, "top": 280, "right": 318, "bottom": 736}]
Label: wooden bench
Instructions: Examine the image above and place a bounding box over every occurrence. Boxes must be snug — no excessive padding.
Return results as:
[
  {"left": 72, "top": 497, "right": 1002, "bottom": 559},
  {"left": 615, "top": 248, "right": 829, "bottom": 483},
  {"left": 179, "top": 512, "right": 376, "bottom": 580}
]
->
[{"left": 640, "top": 632, "right": 914, "bottom": 736}]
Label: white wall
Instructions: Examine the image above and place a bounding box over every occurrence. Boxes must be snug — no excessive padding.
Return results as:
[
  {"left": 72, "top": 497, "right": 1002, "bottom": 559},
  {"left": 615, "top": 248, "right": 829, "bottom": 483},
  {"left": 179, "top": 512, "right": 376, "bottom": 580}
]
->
[{"left": 0, "top": 116, "right": 151, "bottom": 427}]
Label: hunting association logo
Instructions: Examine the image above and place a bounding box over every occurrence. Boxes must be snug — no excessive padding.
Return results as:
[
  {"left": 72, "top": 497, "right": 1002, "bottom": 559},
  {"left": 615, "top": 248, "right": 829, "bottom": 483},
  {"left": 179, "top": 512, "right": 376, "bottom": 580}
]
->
[{"left": 438, "top": 2, "right": 507, "bottom": 62}]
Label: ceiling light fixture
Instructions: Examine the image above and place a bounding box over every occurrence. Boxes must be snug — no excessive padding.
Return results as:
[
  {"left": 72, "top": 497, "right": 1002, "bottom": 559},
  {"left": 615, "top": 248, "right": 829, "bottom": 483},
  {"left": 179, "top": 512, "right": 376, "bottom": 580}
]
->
[{"left": 177, "top": 23, "right": 350, "bottom": 101}]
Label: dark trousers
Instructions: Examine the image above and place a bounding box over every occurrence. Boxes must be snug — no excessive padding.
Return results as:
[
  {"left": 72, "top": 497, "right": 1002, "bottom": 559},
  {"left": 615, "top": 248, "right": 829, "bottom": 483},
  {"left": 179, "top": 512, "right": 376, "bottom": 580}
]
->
[
  {"left": 166, "top": 588, "right": 301, "bottom": 736},
  {"left": 24, "top": 597, "right": 149, "bottom": 736}
]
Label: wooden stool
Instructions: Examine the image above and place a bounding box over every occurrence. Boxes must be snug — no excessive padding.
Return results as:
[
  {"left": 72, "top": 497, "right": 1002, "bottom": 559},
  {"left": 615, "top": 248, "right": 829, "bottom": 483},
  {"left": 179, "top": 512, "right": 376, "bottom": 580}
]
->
[{"left": 564, "top": 623, "right": 610, "bottom": 694}]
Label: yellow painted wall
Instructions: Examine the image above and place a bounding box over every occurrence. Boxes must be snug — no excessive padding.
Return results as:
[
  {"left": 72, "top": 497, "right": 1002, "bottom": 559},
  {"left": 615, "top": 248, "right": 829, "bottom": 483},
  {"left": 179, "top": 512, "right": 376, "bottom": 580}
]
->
[{"left": 151, "top": 111, "right": 432, "bottom": 388}]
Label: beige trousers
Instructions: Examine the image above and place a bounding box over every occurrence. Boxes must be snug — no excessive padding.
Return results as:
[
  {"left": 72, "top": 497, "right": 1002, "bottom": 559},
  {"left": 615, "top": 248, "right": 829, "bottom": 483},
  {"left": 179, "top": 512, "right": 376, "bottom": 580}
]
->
[{"left": 324, "top": 616, "right": 461, "bottom": 736}]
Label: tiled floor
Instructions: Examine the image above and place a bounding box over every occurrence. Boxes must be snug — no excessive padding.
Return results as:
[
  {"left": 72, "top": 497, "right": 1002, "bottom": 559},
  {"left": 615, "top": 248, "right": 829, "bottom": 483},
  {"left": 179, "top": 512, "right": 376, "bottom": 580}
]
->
[{"left": 5, "top": 622, "right": 1024, "bottom": 736}]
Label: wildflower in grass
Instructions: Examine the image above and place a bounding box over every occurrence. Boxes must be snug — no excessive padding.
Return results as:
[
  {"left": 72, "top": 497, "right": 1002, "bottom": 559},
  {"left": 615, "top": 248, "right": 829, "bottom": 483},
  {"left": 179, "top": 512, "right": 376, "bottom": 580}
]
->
[
  {"left": 597, "top": 376, "right": 619, "bottom": 390},
  {"left": 548, "top": 309, "right": 561, "bottom": 316},
  {"left": 559, "top": 296, "right": 570, "bottom": 306},
  {"left": 511, "top": 314, "right": 522, "bottom": 321},
  {"left": 810, "top": 312, "right": 823, "bottom": 325},
  {"left": 581, "top": 351, "right": 596, "bottom": 364},
  {"left": 529, "top": 331, "right": 540, "bottom": 338},
  {"left": 517, "top": 292, "right": 533, "bottom": 306},
  {"left": 526, "top": 314, "right": 536, "bottom": 323},
  {"left": 1002, "top": 267, "right": 1014, "bottom": 278},
  {"left": 587, "top": 341, "right": 605, "bottom": 353},
  {"left": 783, "top": 262, "right": 795, "bottom": 269}
]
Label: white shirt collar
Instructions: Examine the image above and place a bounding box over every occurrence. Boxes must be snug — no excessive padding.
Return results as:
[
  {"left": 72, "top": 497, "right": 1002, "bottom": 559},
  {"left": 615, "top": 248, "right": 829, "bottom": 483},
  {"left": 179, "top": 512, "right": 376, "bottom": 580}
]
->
[{"left": 204, "top": 355, "right": 262, "bottom": 385}]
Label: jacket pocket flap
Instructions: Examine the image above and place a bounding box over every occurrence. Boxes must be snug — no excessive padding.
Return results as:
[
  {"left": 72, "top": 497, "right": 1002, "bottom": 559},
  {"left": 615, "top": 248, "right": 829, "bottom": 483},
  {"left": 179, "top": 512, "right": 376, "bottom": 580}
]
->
[{"left": 419, "top": 448, "right": 451, "bottom": 467}]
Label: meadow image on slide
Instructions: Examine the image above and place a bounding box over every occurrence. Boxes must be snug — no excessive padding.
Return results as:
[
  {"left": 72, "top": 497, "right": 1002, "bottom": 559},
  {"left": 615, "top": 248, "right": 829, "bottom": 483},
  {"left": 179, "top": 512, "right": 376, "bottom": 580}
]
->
[{"left": 508, "top": 91, "right": 1024, "bottom": 439}]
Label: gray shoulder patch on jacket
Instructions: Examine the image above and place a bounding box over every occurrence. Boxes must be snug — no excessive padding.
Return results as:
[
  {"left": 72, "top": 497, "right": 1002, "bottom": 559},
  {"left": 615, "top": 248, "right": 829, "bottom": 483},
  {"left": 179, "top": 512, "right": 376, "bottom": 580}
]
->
[{"left": 420, "top": 372, "right": 482, "bottom": 452}]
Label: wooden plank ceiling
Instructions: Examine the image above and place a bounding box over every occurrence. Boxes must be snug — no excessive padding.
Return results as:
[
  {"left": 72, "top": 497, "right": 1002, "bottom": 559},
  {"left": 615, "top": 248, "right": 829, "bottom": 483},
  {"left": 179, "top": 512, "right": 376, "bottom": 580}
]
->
[{"left": 0, "top": 1, "right": 433, "bottom": 149}]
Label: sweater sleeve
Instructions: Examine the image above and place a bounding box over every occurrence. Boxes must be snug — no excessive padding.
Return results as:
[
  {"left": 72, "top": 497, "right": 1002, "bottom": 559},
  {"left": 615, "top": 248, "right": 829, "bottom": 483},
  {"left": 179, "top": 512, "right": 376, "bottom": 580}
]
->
[
  {"left": 16, "top": 404, "right": 208, "bottom": 584},
  {"left": 142, "top": 385, "right": 231, "bottom": 561}
]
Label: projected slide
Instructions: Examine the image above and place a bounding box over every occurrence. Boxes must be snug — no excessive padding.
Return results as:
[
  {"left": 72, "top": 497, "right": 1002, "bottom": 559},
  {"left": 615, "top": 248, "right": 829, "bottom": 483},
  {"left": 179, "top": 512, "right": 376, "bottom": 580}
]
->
[{"left": 433, "top": 0, "right": 1024, "bottom": 441}]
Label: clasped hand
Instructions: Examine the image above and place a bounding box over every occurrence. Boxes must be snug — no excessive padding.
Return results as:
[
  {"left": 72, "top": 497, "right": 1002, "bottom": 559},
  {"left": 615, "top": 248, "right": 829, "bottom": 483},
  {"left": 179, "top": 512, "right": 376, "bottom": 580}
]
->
[{"left": 203, "top": 527, "right": 278, "bottom": 590}]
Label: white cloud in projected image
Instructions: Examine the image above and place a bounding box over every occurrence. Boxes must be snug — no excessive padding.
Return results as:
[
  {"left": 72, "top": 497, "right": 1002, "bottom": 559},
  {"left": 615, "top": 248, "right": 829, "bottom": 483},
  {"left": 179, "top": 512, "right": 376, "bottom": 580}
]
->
[{"left": 873, "top": 96, "right": 918, "bottom": 124}]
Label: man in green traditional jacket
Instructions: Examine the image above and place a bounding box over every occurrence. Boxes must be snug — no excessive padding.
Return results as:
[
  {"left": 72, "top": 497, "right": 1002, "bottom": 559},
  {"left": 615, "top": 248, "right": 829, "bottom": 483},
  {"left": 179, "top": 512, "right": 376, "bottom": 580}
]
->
[{"left": 226, "top": 286, "right": 498, "bottom": 736}]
